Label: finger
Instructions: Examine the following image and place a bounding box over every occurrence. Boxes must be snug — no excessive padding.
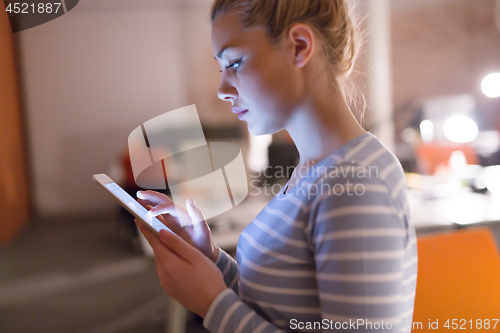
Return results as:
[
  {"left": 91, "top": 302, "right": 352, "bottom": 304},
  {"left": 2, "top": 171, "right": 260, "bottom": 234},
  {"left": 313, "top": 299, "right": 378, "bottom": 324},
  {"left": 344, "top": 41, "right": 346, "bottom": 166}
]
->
[
  {"left": 147, "top": 202, "right": 181, "bottom": 218},
  {"left": 136, "top": 219, "right": 186, "bottom": 264},
  {"left": 137, "top": 190, "right": 171, "bottom": 205},
  {"left": 185, "top": 198, "right": 206, "bottom": 224},
  {"left": 135, "top": 202, "right": 167, "bottom": 223},
  {"left": 139, "top": 203, "right": 153, "bottom": 211},
  {"left": 135, "top": 218, "right": 158, "bottom": 246},
  {"left": 153, "top": 213, "right": 166, "bottom": 224},
  {"left": 137, "top": 198, "right": 155, "bottom": 208},
  {"left": 158, "top": 229, "right": 201, "bottom": 264},
  {"left": 147, "top": 205, "right": 181, "bottom": 232},
  {"left": 148, "top": 202, "right": 192, "bottom": 230}
]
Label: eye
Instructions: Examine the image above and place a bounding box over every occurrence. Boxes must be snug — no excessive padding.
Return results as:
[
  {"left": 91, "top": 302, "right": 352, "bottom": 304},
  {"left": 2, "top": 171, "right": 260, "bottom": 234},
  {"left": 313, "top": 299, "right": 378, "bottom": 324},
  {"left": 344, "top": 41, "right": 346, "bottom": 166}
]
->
[
  {"left": 219, "top": 58, "right": 243, "bottom": 73},
  {"left": 228, "top": 60, "right": 242, "bottom": 70}
]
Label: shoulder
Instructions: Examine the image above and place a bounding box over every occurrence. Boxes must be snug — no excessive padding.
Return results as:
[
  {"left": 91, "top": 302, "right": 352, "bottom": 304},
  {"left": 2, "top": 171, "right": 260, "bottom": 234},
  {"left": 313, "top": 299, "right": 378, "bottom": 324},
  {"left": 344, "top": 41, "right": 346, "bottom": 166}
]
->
[
  {"left": 305, "top": 161, "right": 397, "bottom": 218},
  {"left": 340, "top": 132, "right": 407, "bottom": 199},
  {"left": 303, "top": 154, "right": 411, "bottom": 250},
  {"left": 289, "top": 133, "right": 407, "bottom": 214},
  {"left": 312, "top": 132, "right": 409, "bottom": 210}
]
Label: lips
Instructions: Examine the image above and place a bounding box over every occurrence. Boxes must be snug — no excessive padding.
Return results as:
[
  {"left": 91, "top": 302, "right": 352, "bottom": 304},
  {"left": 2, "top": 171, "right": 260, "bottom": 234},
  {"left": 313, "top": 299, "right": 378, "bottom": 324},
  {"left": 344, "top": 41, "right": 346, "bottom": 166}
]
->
[{"left": 231, "top": 107, "right": 248, "bottom": 120}]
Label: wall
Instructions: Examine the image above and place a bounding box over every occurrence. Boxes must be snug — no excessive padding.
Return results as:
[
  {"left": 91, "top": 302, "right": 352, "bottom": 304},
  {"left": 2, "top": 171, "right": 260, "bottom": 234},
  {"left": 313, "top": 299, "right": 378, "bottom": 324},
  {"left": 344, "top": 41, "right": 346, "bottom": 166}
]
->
[
  {"left": 391, "top": 0, "right": 500, "bottom": 134},
  {"left": 18, "top": 0, "right": 233, "bottom": 218},
  {"left": 21, "top": 0, "right": 500, "bottom": 217},
  {"left": 0, "top": 5, "right": 31, "bottom": 243}
]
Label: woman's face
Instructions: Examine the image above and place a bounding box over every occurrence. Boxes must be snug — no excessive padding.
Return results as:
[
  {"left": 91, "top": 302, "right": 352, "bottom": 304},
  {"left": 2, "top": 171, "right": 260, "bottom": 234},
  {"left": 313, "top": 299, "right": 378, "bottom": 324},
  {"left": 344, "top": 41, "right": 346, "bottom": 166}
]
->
[{"left": 211, "top": 13, "right": 301, "bottom": 135}]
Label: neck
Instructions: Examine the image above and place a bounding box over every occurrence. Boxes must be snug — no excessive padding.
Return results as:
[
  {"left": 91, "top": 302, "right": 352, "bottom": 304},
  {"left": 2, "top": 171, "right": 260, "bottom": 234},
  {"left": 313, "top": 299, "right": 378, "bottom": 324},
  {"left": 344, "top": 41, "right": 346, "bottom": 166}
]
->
[{"left": 284, "top": 81, "right": 366, "bottom": 170}]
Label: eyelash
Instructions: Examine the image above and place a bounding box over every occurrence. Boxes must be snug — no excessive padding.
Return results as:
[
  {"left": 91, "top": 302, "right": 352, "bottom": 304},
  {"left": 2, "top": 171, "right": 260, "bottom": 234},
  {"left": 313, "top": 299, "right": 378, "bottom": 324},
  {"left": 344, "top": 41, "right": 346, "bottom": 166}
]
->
[{"left": 220, "top": 58, "right": 242, "bottom": 73}]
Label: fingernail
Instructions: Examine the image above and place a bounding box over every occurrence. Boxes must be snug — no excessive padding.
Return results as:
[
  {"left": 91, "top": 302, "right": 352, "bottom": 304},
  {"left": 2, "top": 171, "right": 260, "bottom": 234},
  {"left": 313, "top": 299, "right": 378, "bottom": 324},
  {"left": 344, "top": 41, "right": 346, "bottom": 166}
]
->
[
  {"left": 189, "top": 198, "right": 196, "bottom": 207},
  {"left": 159, "top": 229, "right": 170, "bottom": 240},
  {"left": 136, "top": 191, "right": 142, "bottom": 197}
]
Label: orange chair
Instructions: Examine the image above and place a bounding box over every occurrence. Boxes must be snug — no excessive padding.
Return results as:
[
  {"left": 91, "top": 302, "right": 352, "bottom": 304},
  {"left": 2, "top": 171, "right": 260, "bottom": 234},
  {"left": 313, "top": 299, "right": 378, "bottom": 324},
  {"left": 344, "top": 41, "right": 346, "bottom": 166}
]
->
[
  {"left": 412, "top": 228, "right": 500, "bottom": 332},
  {"left": 415, "top": 143, "right": 479, "bottom": 175}
]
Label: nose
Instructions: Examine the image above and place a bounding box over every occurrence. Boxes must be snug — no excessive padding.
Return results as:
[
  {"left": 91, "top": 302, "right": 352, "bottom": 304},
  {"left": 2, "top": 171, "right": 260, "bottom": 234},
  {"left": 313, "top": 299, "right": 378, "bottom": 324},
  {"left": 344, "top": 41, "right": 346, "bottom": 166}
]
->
[{"left": 217, "top": 74, "right": 238, "bottom": 103}]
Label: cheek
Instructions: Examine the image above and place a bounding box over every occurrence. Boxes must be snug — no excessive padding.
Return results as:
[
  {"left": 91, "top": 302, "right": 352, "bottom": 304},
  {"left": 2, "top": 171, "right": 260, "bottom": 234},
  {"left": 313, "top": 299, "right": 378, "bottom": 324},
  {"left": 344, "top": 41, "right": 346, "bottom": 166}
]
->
[
  {"left": 264, "top": 60, "right": 296, "bottom": 106},
  {"left": 239, "top": 72, "right": 274, "bottom": 110},
  {"left": 248, "top": 66, "right": 293, "bottom": 113}
]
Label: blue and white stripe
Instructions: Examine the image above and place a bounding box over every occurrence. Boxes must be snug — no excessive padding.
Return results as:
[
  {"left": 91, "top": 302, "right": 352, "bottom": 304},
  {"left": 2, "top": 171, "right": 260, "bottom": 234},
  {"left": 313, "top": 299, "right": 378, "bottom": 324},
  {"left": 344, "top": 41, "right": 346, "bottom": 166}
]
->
[{"left": 204, "top": 132, "right": 418, "bottom": 333}]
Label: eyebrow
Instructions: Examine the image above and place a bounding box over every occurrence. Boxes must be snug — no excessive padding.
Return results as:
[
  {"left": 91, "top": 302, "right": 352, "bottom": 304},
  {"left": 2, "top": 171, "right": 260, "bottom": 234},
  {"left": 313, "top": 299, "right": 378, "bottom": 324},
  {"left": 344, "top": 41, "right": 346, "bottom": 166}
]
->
[{"left": 215, "top": 45, "right": 234, "bottom": 59}]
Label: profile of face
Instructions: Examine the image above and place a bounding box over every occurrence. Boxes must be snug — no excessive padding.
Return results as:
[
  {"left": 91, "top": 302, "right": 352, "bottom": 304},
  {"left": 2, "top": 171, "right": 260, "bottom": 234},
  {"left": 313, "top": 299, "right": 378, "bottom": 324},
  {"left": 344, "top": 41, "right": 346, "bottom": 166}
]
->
[{"left": 211, "top": 13, "right": 313, "bottom": 136}]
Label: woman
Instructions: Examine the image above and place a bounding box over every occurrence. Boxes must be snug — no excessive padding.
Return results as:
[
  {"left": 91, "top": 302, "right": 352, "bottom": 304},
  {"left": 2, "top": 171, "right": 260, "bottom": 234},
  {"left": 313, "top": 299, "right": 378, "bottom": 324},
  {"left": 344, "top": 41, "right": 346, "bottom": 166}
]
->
[{"left": 135, "top": 0, "right": 417, "bottom": 332}]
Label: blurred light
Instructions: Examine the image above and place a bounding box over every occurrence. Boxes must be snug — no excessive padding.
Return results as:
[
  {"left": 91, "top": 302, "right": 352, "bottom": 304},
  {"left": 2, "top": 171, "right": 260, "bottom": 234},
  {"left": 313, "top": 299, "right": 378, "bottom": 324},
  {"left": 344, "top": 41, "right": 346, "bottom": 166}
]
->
[
  {"left": 471, "top": 130, "right": 500, "bottom": 155},
  {"left": 449, "top": 150, "right": 467, "bottom": 170},
  {"left": 443, "top": 116, "right": 478, "bottom": 143},
  {"left": 419, "top": 119, "right": 434, "bottom": 143},
  {"left": 483, "top": 165, "right": 500, "bottom": 196},
  {"left": 248, "top": 134, "right": 272, "bottom": 172},
  {"left": 443, "top": 192, "right": 489, "bottom": 225},
  {"left": 481, "top": 73, "right": 500, "bottom": 98},
  {"left": 401, "top": 127, "right": 417, "bottom": 143}
]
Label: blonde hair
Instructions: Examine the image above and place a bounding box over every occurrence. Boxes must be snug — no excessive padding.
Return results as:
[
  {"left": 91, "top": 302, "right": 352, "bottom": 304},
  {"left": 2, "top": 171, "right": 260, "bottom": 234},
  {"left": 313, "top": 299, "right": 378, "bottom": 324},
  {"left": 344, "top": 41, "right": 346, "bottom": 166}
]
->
[{"left": 210, "top": 0, "right": 366, "bottom": 124}]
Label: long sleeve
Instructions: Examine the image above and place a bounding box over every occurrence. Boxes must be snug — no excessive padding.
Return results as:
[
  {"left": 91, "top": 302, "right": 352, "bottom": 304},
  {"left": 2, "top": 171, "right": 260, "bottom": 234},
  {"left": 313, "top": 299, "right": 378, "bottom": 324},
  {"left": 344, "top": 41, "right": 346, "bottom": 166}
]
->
[
  {"left": 203, "top": 140, "right": 417, "bottom": 333},
  {"left": 214, "top": 247, "right": 239, "bottom": 294},
  {"left": 306, "top": 164, "right": 416, "bottom": 332},
  {"left": 205, "top": 248, "right": 287, "bottom": 332},
  {"left": 203, "top": 288, "right": 287, "bottom": 333},
  {"left": 203, "top": 184, "right": 415, "bottom": 332}
]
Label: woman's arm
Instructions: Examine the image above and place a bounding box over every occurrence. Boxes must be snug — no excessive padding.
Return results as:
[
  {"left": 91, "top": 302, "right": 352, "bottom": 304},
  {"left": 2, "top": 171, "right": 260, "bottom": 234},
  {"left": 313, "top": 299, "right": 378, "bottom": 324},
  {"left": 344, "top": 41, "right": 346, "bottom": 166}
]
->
[
  {"left": 137, "top": 219, "right": 286, "bottom": 332},
  {"left": 203, "top": 288, "right": 287, "bottom": 333},
  {"left": 213, "top": 247, "right": 239, "bottom": 294},
  {"left": 306, "top": 166, "right": 417, "bottom": 332},
  {"left": 137, "top": 164, "right": 416, "bottom": 333},
  {"left": 203, "top": 171, "right": 417, "bottom": 333}
]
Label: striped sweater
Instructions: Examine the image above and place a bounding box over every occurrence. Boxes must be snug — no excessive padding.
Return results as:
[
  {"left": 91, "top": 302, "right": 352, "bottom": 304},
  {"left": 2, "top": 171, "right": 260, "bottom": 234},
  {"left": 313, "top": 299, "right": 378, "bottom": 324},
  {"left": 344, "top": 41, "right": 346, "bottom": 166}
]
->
[{"left": 203, "top": 131, "right": 418, "bottom": 333}]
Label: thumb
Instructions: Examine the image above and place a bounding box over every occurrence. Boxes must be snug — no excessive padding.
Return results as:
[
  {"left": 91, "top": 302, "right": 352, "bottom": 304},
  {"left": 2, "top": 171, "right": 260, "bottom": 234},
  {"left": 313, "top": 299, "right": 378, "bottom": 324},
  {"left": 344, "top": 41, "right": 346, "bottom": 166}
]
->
[
  {"left": 185, "top": 198, "right": 206, "bottom": 224},
  {"left": 158, "top": 229, "right": 199, "bottom": 263}
]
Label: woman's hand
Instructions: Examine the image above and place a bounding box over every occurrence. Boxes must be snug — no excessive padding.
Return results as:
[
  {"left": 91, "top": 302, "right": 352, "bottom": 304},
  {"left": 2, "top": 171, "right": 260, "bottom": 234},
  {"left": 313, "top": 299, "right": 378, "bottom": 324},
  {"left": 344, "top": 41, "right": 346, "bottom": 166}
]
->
[
  {"left": 136, "top": 220, "right": 227, "bottom": 318},
  {"left": 136, "top": 190, "right": 219, "bottom": 262}
]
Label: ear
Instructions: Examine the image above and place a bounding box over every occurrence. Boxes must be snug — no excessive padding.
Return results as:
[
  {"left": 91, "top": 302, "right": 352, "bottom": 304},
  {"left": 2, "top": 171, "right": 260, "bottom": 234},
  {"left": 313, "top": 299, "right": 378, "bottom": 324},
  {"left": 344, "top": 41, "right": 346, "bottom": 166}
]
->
[{"left": 286, "top": 23, "right": 316, "bottom": 68}]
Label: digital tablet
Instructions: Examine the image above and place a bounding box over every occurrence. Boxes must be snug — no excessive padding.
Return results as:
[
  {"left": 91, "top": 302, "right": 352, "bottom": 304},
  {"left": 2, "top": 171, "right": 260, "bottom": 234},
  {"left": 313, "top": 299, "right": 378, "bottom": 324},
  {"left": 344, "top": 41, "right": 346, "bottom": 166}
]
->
[{"left": 92, "top": 173, "right": 172, "bottom": 236}]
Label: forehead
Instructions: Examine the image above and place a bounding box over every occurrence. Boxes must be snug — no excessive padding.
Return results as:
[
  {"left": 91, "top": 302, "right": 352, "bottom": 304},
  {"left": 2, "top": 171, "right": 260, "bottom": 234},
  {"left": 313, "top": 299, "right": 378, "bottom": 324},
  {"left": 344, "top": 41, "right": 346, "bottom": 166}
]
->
[{"left": 211, "top": 13, "right": 268, "bottom": 57}]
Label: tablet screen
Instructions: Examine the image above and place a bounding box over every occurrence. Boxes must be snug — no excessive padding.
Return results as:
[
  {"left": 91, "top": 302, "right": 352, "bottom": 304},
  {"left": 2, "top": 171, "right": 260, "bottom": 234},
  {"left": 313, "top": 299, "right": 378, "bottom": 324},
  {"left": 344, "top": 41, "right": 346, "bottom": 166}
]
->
[{"left": 104, "top": 182, "right": 171, "bottom": 233}]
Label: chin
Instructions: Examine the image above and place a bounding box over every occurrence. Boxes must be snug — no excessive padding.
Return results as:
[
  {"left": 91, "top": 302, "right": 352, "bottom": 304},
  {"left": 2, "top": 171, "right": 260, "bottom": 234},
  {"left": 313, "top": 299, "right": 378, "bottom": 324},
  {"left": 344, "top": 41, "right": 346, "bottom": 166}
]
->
[{"left": 247, "top": 122, "right": 280, "bottom": 136}]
